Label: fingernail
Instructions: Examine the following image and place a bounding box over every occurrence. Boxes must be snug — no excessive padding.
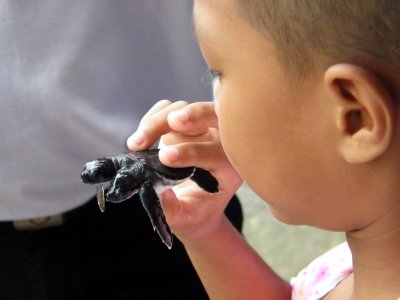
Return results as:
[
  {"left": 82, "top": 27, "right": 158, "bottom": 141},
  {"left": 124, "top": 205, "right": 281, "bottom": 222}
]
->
[
  {"left": 160, "top": 147, "right": 178, "bottom": 162},
  {"left": 170, "top": 110, "right": 189, "bottom": 124},
  {"left": 127, "top": 130, "right": 145, "bottom": 147}
]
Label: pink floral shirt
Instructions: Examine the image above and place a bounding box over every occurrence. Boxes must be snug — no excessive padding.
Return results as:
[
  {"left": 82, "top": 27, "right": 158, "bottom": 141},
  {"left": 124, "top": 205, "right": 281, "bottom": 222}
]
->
[{"left": 290, "top": 243, "right": 353, "bottom": 300}]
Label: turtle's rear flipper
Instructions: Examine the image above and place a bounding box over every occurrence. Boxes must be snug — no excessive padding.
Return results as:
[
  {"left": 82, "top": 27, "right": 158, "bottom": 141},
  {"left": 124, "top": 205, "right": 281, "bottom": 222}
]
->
[
  {"left": 139, "top": 181, "right": 173, "bottom": 249},
  {"left": 191, "top": 168, "right": 219, "bottom": 193}
]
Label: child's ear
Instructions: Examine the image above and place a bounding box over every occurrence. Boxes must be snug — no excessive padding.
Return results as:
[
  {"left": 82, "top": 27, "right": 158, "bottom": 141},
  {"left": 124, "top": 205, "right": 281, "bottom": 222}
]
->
[{"left": 324, "top": 64, "right": 395, "bottom": 164}]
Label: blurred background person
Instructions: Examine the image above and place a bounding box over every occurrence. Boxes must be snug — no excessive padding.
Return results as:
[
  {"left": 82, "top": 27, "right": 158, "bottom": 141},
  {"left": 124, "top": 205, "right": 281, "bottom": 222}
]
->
[{"left": 0, "top": 1, "right": 242, "bottom": 299}]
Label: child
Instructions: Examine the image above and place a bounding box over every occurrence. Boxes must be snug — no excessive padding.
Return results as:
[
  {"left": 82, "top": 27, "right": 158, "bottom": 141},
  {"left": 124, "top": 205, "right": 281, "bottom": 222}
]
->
[{"left": 128, "top": 0, "right": 400, "bottom": 299}]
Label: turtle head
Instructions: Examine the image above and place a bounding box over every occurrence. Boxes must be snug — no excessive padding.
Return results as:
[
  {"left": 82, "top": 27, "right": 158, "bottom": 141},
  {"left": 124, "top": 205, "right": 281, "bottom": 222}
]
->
[{"left": 81, "top": 157, "right": 117, "bottom": 184}]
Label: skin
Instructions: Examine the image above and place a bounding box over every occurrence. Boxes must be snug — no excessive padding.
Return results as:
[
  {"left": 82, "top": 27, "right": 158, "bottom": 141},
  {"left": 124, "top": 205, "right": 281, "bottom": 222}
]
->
[{"left": 128, "top": 0, "right": 400, "bottom": 299}]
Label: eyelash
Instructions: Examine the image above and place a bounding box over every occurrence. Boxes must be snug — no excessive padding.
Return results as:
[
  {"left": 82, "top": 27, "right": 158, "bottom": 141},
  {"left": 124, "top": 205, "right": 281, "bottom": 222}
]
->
[
  {"left": 203, "top": 69, "right": 221, "bottom": 86},
  {"left": 209, "top": 70, "right": 221, "bottom": 80}
]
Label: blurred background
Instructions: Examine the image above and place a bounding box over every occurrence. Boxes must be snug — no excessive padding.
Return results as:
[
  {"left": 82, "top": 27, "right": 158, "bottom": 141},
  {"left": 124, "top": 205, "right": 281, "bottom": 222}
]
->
[{"left": 237, "top": 183, "right": 345, "bottom": 280}]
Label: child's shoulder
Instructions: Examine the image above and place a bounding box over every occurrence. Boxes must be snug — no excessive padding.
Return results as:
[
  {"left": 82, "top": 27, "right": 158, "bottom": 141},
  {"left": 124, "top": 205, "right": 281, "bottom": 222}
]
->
[{"left": 290, "top": 242, "right": 352, "bottom": 300}]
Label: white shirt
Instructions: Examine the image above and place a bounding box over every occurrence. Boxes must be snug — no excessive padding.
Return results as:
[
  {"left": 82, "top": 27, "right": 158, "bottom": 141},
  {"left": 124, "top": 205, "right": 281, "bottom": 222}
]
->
[
  {"left": 0, "top": 0, "right": 210, "bottom": 220},
  {"left": 291, "top": 243, "right": 353, "bottom": 300}
]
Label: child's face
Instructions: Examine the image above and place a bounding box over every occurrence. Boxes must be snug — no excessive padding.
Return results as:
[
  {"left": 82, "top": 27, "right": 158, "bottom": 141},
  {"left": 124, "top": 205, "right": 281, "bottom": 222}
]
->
[{"left": 193, "top": 0, "right": 366, "bottom": 229}]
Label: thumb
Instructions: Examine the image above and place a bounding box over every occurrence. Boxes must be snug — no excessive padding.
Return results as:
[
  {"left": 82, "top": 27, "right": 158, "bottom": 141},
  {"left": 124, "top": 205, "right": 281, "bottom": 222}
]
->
[{"left": 159, "top": 189, "right": 182, "bottom": 225}]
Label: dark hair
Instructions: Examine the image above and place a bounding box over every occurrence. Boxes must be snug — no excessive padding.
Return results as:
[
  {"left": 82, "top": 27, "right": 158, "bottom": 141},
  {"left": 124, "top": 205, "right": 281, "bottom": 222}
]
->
[{"left": 235, "top": 0, "right": 400, "bottom": 84}]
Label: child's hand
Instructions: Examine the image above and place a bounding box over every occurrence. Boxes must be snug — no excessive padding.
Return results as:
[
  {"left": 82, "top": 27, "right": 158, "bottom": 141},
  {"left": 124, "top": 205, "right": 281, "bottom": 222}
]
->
[{"left": 127, "top": 100, "right": 243, "bottom": 244}]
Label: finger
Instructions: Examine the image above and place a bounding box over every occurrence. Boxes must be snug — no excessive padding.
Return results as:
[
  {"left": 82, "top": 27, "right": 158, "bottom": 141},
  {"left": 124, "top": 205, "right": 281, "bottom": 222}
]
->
[
  {"left": 139, "top": 99, "right": 173, "bottom": 124},
  {"left": 160, "top": 129, "right": 217, "bottom": 146},
  {"left": 159, "top": 141, "right": 227, "bottom": 170},
  {"left": 159, "top": 188, "right": 182, "bottom": 225},
  {"left": 160, "top": 185, "right": 213, "bottom": 230},
  {"left": 127, "top": 100, "right": 189, "bottom": 150},
  {"left": 167, "top": 102, "right": 218, "bottom": 134}
]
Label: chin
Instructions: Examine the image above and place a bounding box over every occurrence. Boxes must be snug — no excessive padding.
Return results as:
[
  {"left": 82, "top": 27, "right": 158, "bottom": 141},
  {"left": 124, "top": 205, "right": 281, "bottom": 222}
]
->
[
  {"left": 270, "top": 206, "right": 355, "bottom": 232},
  {"left": 268, "top": 207, "right": 305, "bottom": 226}
]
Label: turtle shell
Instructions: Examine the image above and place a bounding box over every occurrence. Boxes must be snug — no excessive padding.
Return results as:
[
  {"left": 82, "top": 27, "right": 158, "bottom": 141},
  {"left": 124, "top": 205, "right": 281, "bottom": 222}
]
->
[{"left": 127, "top": 149, "right": 195, "bottom": 180}]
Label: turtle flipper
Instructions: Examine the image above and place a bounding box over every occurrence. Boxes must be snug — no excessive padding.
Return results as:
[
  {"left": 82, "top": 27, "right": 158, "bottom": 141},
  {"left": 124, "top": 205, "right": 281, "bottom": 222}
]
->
[
  {"left": 191, "top": 168, "right": 219, "bottom": 193},
  {"left": 138, "top": 180, "right": 173, "bottom": 249},
  {"left": 106, "top": 162, "right": 145, "bottom": 203}
]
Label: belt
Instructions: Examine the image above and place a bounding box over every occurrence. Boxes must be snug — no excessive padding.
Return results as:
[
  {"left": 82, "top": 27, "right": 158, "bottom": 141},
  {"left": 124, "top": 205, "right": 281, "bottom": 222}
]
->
[
  {"left": 3, "top": 198, "right": 95, "bottom": 231},
  {"left": 12, "top": 214, "right": 65, "bottom": 230}
]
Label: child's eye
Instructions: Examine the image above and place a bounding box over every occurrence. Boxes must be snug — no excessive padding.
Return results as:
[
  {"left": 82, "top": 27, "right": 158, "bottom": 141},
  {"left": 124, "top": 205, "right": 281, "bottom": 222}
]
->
[
  {"left": 201, "top": 69, "right": 221, "bottom": 86},
  {"left": 209, "top": 70, "right": 221, "bottom": 80},
  {"left": 202, "top": 69, "right": 221, "bottom": 86}
]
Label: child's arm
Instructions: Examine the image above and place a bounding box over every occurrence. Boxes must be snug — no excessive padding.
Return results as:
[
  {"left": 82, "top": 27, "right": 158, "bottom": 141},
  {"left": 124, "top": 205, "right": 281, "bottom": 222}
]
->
[
  {"left": 184, "top": 215, "right": 291, "bottom": 300},
  {"left": 128, "top": 100, "right": 292, "bottom": 299}
]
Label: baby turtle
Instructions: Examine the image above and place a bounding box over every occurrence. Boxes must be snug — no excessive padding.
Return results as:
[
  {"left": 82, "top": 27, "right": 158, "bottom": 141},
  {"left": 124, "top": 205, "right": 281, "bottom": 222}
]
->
[{"left": 81, "top": 149, "right": 219, "bottom": 249}]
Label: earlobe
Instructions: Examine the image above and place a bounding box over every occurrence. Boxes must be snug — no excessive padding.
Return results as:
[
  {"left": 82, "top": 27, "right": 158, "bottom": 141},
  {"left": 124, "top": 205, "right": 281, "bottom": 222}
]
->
[{"left": 324, "top": 64, "right": 395, "bottom": 164}]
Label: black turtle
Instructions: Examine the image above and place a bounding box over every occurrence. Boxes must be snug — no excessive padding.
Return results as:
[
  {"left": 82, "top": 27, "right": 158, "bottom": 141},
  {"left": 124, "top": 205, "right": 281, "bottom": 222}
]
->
[{"left": 81, "top": 149, "right": 218, "bottom": 249}]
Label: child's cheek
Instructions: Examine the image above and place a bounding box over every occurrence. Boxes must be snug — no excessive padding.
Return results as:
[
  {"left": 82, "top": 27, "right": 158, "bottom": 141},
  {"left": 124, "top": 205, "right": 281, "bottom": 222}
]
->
[
  {"left": 212, "top": 77, "right": 220, "bottom": 96},
  {"left": 213, "top": 79, "right": 221, "bottom": 118}
]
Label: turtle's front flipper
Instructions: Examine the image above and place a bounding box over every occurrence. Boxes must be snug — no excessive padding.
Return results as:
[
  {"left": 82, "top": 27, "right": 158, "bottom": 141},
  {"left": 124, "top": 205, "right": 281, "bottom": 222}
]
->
[
  {"left": 138, "top": 181, "right": 173, "bottom": 249},
  {"left": 191, "top": 168, "right": 219, "bottom": 193}
]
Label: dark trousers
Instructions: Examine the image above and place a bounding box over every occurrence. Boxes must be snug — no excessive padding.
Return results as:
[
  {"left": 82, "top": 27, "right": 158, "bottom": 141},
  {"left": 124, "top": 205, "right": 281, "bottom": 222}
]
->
[{"left": 0, "top": 195, "right": 242, "bottom": 300}]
